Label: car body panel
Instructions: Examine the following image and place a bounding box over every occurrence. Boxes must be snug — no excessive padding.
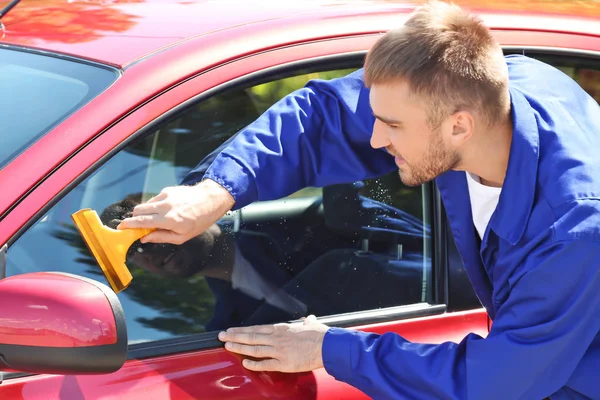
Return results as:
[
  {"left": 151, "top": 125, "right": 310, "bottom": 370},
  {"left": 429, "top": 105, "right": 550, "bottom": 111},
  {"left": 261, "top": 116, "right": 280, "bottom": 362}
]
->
[
  {"left": 1, "top": 0, "right": 599, "bottom": 67},
  {"left": 0, "top": 309, "right": 488, "bottom": 399}
]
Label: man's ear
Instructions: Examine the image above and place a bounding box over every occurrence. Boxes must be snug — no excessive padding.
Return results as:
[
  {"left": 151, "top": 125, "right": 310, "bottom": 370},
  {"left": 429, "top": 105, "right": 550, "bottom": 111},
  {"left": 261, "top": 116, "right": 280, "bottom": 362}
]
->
[{"left": 449, "top": 111, "right": 475, "bottom": 147}]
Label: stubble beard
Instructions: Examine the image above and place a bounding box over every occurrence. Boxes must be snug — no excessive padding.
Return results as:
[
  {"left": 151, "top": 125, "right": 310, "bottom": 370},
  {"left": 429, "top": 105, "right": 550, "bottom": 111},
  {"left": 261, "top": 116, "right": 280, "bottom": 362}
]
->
[{"left": 398, "top": 131, "right": 461, "bottom": 186}]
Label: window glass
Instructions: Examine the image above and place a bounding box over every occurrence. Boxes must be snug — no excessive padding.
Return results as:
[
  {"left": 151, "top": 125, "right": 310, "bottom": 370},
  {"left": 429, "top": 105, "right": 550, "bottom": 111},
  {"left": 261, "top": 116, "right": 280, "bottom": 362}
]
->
[
  {"left": 8, "top": 67, "right": 432, "bottom": 345},
  {"left": 551, "top": 63, "right": 600, "bottom": 103},
  {"left": 0, "top": 48, "right": 119, "bottom": 169},
  {"left": 523, "top": 52, "right": 600, "bottom": 103}
]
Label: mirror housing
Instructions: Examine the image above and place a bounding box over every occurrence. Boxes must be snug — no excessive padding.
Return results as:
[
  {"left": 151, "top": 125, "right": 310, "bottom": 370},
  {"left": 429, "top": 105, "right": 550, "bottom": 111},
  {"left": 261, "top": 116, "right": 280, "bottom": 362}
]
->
[{"left": 0, "top": 272, "right": 127, "bottom": 374}]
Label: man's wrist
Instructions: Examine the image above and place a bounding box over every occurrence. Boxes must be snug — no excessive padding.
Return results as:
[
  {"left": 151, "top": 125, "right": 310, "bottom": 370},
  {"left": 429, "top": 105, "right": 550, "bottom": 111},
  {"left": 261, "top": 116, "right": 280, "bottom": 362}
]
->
[{"left": 198, "top": 178, "right": 235, "bottom": 213}]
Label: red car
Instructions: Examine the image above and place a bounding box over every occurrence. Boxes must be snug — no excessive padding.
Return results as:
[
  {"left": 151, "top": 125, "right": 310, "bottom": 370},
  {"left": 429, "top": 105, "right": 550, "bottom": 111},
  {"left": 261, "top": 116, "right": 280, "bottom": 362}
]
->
[{"left": 1, "top": 0, "right": 599, "bottom": 398}]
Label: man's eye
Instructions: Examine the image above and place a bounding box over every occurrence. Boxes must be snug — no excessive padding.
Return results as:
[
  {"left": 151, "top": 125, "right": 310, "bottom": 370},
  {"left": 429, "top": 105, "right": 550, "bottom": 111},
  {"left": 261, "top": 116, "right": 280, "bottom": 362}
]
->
[{"left": 389, "top": 124, "right": 399, "bottom": 130}]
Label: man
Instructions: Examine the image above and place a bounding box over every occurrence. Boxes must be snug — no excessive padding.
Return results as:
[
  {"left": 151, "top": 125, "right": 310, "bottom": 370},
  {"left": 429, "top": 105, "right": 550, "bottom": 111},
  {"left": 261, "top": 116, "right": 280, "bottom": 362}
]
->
[{"left": 118, "top": 1, "right": 600, "bottom": 398}]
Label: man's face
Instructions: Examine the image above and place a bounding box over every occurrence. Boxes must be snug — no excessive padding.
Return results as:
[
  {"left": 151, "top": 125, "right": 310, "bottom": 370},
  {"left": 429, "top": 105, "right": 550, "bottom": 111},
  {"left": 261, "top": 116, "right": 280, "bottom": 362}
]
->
[{"left": 369, "top": 80, "right": 461, "bottom": 186}]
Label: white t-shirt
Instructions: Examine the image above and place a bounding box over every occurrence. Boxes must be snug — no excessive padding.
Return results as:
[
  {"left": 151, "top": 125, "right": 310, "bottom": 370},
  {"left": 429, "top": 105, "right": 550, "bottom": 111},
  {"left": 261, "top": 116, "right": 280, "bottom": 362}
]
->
[{"left": 465, "top": 172, "right": 502, "bottom": 239}]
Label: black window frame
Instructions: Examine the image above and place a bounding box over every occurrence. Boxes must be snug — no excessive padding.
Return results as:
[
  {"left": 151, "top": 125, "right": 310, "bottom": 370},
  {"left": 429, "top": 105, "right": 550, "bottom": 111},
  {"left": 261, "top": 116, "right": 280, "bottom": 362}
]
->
[{"left": 5, "top": 51, "right": 446, "bottom": 361}]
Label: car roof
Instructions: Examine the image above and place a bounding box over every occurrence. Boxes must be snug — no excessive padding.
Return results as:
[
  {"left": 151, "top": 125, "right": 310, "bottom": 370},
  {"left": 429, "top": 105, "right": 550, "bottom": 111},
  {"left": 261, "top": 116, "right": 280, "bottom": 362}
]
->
[{"left": 1, "top": 0, "right": 600, "bottom": 67}]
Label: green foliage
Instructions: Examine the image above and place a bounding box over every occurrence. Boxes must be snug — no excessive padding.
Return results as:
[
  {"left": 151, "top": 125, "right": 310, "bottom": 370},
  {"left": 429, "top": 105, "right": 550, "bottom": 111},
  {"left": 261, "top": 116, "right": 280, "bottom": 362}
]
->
[
  {"left": 249, "top": 68, "right": 358, "bottom": 112},
  {"left": 126, "top": 268, "right": 215, "bottom": 335}
]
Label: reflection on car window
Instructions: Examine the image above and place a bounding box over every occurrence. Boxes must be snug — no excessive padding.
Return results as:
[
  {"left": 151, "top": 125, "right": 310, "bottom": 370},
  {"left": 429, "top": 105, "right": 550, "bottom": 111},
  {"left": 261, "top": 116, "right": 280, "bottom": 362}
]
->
[
  {"left": 0, "top": 48, "right": 118, "bottom": 169},
  {"left": 8, "top": 67, "right": 432, "bottom": 346}
]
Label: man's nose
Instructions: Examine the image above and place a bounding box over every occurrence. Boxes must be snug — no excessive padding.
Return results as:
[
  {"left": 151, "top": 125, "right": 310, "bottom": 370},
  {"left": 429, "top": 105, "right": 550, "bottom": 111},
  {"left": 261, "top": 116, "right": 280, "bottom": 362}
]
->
[{"left": 370, "top": 120, "right": 390, "bottom": 149}]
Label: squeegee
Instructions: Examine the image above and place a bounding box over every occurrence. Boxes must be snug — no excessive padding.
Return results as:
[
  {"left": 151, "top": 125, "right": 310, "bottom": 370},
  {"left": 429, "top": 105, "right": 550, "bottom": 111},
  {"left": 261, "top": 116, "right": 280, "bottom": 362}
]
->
[{"left": 71, "top": 208, "right": 155, "bottom": 293}]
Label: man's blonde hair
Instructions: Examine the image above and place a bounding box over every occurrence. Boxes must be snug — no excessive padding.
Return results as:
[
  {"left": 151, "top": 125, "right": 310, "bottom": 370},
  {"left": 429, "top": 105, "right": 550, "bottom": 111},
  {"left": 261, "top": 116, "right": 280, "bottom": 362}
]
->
[{"left": 364, "top": 1, "right": 509, "bottom": 128}]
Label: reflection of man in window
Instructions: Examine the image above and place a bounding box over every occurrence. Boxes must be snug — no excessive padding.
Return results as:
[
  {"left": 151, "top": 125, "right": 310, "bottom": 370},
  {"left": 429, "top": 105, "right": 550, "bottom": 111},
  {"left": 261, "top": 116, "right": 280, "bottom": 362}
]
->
[
  {"left": 104, "top": 166, "right": 429, "bottom": 331},
  {"left": 101, "top": 192, "right": 305, "bottom": 331}
]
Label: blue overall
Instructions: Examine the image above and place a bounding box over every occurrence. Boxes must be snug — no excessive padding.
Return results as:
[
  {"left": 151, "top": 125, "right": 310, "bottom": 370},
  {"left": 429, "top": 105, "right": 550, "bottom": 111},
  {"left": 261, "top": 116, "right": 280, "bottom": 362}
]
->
[{"left": 197, "top": 55, "right": 600, "bottom": 399}]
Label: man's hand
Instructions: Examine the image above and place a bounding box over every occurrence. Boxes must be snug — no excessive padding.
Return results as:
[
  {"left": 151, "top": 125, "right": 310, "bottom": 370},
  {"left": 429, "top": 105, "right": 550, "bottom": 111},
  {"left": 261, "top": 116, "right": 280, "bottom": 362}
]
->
[
  {"left": 118, "top": 179, "right": 235, "bottom": 245},
  {"left": 218, "top": 315, "right": 329, "bottom": 372}
]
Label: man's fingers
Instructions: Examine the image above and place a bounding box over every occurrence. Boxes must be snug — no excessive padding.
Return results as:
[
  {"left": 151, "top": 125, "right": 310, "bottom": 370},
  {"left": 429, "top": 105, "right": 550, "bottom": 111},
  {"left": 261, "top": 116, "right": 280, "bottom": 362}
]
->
[
  {"left": 225, "top": 325, "right": 275, "bottom": 335},
  {"left": 303, "top": 315, "right": 317, "bottom": 325},
  {"left": 224, "top": 342, "right": 276, "bottom": 358},
  {"left": 133, "top": 201, "right": 168, "bottom": 216},
  {"left": 144, "top": 192, "right": 168, "bottom": 204},
  {"left": 118, "top": 214, "right": 165, "bottom": 230},
  {"left": 219, "top": 331, "right": 271, "bottom": 345},
  {"left": 242, "top": 358, "right": 281, "bottom": 372}
]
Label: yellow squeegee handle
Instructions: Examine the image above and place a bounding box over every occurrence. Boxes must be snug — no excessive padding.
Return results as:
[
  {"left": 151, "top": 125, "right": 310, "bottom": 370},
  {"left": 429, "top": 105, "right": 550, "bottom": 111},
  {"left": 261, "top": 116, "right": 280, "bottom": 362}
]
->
[
  {"left": 71, "top": 208, "right": 156, "bottom": 293},
  {"left": 108, "top": 226, "right": 157, "bottom": 245}
]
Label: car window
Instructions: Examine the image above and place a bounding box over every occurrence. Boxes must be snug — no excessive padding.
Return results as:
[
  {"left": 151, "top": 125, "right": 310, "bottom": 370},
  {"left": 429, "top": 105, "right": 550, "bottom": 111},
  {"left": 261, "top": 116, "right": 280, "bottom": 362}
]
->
[
  {"left": 0, "top": 47, "right": 119, "bottom": 169},
  {"left": 534, "top": 54, "right": 600, "bottom": 103},
  {"left": 503, "top": 51, "right": 600, "bottom": 104},
  {"left": 7, "top": 66, "right": 432, "bottom": 346}
]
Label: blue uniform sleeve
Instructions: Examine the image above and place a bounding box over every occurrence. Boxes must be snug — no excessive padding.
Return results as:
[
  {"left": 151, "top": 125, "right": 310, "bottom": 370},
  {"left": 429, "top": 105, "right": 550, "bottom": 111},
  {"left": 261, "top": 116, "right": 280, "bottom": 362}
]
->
[
  {"left": 322, "top": 240, "right": 600, "bottom": 399},
  {"left": 200, "top": 69, "right": 396, "bottom": 210}
]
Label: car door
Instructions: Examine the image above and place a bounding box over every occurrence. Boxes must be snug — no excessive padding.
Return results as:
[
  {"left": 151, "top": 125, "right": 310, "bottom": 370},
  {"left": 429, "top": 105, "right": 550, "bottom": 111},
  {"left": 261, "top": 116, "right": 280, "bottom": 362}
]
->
[{"left": 0, "top": 34, "right": 490, "bottom": 399}]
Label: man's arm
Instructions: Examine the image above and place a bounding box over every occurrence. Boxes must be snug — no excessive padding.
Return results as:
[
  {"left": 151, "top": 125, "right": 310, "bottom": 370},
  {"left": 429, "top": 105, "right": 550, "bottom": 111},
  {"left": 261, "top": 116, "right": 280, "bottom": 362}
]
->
[
  {"left": 322, "top": 239, "right": 600, "bottom": 399},
  {"left": 198, "top": 68, "right": 396, "bottom": 210},
  {"left": 122, "top": 69, "right": 395, "bottom": 244}
]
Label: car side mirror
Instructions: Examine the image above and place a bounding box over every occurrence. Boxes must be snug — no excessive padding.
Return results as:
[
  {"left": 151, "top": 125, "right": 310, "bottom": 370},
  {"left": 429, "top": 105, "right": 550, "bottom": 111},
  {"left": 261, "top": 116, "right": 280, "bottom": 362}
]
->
[{"left": 0, "top": 272, "right": 127, "bottom": 375}]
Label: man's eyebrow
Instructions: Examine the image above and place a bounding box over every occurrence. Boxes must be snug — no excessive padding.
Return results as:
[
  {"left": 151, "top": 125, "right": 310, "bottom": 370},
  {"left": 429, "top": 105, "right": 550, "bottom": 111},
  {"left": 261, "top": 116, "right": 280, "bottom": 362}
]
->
[{"left": 373, "top": 113, "right": 402, "bottom": 125}]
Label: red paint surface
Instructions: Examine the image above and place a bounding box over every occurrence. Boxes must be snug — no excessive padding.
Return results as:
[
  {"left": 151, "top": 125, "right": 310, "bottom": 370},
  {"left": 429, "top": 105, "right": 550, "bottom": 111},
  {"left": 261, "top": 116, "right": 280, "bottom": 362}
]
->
[
  {"left": 1, "top": 0, "right": 598, "bottom": 66},
  {"left": 0, "top": 273, "right": 117, "bottom": 347},
  {"left": 0, "top": 309, "right": 488, "bottom": 399}
]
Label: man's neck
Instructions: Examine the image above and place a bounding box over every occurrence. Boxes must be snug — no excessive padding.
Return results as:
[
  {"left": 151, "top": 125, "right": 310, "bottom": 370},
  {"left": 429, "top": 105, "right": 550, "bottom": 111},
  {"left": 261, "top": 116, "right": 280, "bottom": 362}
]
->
[{"left": 459, "top": 117, "right": 513, "bottom": 188}]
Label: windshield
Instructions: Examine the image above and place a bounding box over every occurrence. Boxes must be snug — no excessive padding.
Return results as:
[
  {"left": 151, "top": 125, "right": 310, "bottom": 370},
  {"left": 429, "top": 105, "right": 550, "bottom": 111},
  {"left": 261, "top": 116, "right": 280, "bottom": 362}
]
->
[{"left": 0, "top": 47, "right": 119, "bottom": 169}]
